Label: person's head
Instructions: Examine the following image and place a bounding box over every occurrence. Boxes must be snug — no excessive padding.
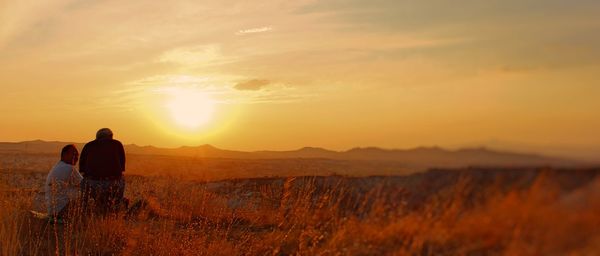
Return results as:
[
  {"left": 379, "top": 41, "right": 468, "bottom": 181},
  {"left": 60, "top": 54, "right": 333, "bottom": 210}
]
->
[
  {"left": 96, "top": 128, "right": 113, "bottom": 140},
  {"left": 61, "top": 144, "right": 79, "bottom": 165}
]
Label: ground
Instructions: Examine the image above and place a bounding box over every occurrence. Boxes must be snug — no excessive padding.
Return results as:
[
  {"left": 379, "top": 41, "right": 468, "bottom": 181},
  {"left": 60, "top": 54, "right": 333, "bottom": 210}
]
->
[{"left": 1, "top": 153, "right": 599, "bottom": 255}]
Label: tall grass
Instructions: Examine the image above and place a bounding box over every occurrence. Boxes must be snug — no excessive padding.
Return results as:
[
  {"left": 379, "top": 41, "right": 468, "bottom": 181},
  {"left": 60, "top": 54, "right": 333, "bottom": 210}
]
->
[
  {"left": 1, "top": 198, "right": 22, "bottom": 255},
  {"left": 1, "top": 170, "right": 599, "bottom": 255}
]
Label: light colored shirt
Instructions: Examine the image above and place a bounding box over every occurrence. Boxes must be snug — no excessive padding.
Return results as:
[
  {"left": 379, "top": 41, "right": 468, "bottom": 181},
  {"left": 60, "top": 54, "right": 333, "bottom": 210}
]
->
[{"left": 45, "top": 161, "right": 83, "bottom": 215}]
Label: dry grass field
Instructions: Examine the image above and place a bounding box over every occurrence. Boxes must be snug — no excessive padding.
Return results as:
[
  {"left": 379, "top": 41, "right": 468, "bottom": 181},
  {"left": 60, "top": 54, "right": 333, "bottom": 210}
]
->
[{"left": 1, "top": 153, "right": 599, "bottom": 255}]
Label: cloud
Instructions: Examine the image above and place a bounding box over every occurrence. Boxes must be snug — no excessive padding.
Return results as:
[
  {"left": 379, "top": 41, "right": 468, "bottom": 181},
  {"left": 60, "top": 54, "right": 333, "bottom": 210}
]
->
[
  {"left": 296, "top": 0, "right": 600, "bottom": 32},
  {"left": 234, "top": 79, "right": 271, "bottom": 91},
  {"left": 116, "top": 74, "right": 312, "bottom": 106},
  {"left": 236, "top": 26, "right": 273, "bottom": 35},
  {"left": 0, "top": 0, "right": 73, "bottom": 49}
]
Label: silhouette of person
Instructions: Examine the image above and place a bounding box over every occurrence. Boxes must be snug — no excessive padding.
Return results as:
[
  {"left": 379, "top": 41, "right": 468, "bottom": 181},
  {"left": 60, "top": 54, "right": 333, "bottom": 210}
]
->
[
  {"left": 45, "top": 144, "right": 83, "bottom": 218},
  {"left": 80, "top": 128, "right": 127, "bottom": 213}
]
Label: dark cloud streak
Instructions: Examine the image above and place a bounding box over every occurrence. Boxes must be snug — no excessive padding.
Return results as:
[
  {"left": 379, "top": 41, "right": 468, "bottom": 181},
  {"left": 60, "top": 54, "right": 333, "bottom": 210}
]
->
[{"left": 234, "top": 79, "right": 271, "bottom": 91}]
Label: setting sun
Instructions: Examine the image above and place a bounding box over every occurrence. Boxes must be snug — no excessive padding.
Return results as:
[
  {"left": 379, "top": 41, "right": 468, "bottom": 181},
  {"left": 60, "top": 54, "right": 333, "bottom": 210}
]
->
[{"left": 164, "top": 88, "right": 216, "bottom": 129}]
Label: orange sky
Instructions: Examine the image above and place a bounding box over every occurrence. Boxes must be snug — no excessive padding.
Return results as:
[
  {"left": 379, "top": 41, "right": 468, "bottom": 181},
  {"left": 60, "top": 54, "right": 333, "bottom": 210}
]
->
[{"left": 1, "top": 0, "right": 599, "bottom": 160}]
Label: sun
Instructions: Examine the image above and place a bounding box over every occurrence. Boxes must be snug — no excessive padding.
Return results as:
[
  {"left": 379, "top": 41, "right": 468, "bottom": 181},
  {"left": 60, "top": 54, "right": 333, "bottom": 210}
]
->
[{"left": 164, "top": 88, "right": 216, "bottom": 129}]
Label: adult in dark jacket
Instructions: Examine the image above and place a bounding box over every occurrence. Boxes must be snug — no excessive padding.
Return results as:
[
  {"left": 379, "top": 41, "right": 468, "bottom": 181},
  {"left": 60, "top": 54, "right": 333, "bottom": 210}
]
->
[{"left": 80, "top": 128, "right": 126, "bottom": 213}]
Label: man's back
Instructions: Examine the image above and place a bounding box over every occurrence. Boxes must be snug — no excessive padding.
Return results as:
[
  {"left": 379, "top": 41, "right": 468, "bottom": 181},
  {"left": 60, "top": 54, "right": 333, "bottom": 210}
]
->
[{"left": 79, "top": 139, "right": 126, "bottom": 179}]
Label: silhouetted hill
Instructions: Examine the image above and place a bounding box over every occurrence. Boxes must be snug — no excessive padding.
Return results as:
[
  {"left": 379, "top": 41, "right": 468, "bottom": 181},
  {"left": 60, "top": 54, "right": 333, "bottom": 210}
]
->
[
  {"left": 0, "top": 140, "right": 582, "bottom": 169},
  {"left": 0, "top": 140, "right": 86, "bottom": 155}
]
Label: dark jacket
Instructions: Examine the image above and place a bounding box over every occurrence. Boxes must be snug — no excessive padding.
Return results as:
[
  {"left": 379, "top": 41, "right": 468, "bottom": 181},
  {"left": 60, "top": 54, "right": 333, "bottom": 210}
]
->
[{"left": 79, "top": 139, "right": 126, "bottom": 179}]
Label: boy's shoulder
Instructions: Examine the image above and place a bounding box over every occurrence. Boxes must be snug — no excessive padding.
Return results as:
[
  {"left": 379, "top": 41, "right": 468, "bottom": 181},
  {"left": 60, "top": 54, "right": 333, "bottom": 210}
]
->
[{"left": 51, "top": 161, "right": 75, "bottom": 174}]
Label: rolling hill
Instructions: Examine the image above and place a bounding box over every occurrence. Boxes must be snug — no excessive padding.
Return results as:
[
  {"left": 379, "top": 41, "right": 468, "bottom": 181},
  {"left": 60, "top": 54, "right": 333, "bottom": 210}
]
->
[{"left": 0, "top": 140, "right": 581, "bottom": 169}]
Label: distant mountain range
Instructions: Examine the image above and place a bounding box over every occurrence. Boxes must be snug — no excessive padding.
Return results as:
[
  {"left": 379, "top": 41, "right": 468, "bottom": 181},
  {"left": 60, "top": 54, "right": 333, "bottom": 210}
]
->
[{"left": 0, "top": 140, "right": 584, "bottom": 169}]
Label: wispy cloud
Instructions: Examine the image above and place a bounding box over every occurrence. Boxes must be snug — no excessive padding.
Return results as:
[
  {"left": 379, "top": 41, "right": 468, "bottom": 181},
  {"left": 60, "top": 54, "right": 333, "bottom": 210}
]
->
[
  {"left": 234, "top": 79, "right": 271, "bottom": 91},
  {"left": 113, "top": 74, "right": 310, "bottom": 106},
  {"left": 236, "top": 26, "right": 273, "bottom": 35},
  {"left": 0, "top": 0, "right": 72, "bottom": 49}
]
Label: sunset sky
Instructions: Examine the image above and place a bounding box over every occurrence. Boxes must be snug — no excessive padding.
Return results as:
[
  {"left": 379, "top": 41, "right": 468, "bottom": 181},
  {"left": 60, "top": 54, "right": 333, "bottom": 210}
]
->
[{"left": 1, "top": 0, "right": 599, "bottom": 160}]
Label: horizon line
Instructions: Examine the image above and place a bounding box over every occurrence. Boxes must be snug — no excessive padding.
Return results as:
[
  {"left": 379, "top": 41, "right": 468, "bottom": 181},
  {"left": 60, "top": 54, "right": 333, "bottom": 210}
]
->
[{"left": 0, "top": 138, "right": 558, "bottom": 156}]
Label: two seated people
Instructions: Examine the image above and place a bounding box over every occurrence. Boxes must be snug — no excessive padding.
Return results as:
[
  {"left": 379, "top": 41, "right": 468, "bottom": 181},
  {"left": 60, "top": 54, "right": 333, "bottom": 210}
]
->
[{"left": 45, "top": 128, "right": 127, "bottom": 219}]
